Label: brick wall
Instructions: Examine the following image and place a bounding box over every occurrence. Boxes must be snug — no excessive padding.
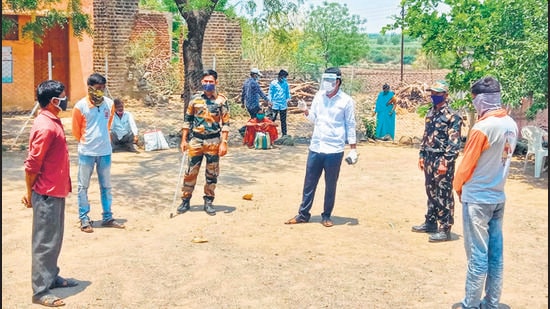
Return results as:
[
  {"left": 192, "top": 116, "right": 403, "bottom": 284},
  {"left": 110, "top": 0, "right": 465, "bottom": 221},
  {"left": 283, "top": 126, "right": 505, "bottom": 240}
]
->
[
  {"left": 130, "top": 11, "right": 172, "bottom": 60},
  {"left": 93, "top": 0, "right": 139, "bottom": 97},
  {"left": 91, "top": 9, "right": 250, "bottom": 100},
  {"left": 202, "top": 12, "right": 251, "bottom": 98}
]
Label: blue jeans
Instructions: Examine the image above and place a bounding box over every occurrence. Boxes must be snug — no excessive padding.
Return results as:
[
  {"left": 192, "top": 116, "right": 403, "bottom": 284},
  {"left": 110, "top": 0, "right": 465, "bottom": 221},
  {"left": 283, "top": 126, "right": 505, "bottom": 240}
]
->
[
  {"left": 297, "top": 150, "right": 344, "bottom": 221},
  {"left": 77, "top": 154, "right": 113, "bottom": 224},
  {"left": 462, "top": 202, "right": 504, "bottom": 309}
]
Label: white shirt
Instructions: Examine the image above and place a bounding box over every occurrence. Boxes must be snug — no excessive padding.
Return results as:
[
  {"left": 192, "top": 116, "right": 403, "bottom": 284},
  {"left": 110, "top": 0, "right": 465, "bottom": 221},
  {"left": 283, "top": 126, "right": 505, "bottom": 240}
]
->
[
  {"left": 111, "top": 111, "right": 138, "bottom": 140},
  {"left": 73, "top": 96, "right": 114, "bottom": 156},
  {"left": 306, "top": 89, "right": 356, "bottom": 154}
]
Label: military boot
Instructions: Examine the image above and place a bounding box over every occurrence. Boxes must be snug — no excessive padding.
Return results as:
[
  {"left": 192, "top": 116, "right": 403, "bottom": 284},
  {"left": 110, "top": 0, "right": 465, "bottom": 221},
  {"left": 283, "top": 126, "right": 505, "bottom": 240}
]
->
[
  {"left": 411, "top": 217, "right": 437, "bottom": 233},
  {"left": 429, "top": 227, "right": 451, "bottom": 242},
  {"left": 176, "top": 197, "right": 191, "bottom": 214},
  {"left": 203, "top": 196, "right": 216, "bottom": 216}
]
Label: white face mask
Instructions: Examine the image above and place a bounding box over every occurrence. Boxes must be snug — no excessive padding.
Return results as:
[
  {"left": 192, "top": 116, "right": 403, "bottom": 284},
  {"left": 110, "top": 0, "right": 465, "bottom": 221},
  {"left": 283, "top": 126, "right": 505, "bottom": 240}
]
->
[
  {"left": 322, "top": 81, "right": 336, "bottom": 94},
  {"left": 321, "top": 73, "right": 338, "bottom": 94}
]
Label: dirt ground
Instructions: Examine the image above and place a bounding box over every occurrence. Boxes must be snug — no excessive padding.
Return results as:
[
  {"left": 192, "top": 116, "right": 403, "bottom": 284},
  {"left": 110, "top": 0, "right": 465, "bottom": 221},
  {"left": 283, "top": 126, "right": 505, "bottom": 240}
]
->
[{"left": 2, "top": 101, "right": 548, "bottom": 309}]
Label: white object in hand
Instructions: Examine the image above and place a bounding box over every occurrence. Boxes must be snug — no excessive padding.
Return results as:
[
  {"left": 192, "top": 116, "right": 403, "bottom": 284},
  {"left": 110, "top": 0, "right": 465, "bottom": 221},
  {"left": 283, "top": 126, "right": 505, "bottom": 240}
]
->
[
  {"left": 297, "top": 100, "right": 307, "bottom": 111},
  {"left": 345, "top": 149, "right": 359, "bottom": 165}
]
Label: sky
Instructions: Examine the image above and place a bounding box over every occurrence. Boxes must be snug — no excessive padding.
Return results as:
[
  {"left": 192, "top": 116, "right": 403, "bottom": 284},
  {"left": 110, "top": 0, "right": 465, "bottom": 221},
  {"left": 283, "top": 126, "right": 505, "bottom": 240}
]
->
[
  {"left": 301, "top": 0, "right": 404, "bottom": 33},
  {"left": 229, "top": 0, "right": 405, "bottom": 34}
]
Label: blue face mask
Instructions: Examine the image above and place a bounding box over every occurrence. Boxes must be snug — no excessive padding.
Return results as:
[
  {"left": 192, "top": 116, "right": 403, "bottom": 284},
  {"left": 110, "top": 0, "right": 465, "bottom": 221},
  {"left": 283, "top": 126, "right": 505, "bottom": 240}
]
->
[
  {"left": 431, "top": 95, "right": 445, "bottom": 105},
  {"left": 256, "top": 114, "right": 265, "bottom": 121},
  {"left": 203, "top": 84, "right": 215, "bottom": 92}
]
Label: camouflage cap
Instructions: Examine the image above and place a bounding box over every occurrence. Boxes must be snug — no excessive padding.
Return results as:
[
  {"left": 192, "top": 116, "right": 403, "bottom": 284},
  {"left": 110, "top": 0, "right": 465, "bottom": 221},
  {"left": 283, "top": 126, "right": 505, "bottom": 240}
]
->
[{"left": 429, "top": 80, "right": 449, "bottom": 93}]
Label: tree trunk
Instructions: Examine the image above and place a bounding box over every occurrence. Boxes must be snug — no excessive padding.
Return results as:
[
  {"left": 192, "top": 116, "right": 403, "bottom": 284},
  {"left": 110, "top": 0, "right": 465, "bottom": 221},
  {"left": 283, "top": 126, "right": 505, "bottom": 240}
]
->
[
  {"left": 466, "top": 109, "right": 476, "bottom": 140},
  {"left": 175, "top": 0, "right": 218, "bottom": 111}
]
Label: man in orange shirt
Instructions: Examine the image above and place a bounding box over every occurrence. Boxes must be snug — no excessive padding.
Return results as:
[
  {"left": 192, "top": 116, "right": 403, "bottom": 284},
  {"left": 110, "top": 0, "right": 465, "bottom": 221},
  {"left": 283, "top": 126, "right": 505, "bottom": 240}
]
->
[{"left": 72, "top": 73, "right": 125, "bottom": 232}]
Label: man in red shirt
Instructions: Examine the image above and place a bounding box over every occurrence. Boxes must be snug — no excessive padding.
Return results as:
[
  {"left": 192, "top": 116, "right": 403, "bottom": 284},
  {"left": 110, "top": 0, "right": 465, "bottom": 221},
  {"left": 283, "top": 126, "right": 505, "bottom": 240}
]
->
[{"left": 23, "top": 80, "right": 77, "bottom": 307}]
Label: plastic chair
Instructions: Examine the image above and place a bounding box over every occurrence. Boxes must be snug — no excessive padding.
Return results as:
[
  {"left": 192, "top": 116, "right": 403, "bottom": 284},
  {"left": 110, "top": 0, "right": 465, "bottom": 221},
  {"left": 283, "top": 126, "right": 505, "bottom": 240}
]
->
[{"left": 522, "top": 126, "right": 548, "bottom": 178}]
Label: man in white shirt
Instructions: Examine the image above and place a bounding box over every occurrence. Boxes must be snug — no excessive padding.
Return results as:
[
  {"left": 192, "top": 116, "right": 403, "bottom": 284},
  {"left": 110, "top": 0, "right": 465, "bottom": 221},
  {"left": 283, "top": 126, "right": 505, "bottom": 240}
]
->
[
  {"left": 285, "top": 67, "right": 358, "bottom": 228},
  {"left": 111, "top": 98, "right": 139, "bottom": 153}
]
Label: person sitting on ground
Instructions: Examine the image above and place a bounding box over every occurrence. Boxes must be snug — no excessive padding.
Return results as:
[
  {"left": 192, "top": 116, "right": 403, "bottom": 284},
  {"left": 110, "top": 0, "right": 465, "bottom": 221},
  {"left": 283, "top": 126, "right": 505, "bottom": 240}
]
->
[
  {"left": 110, "top": 98, "right": 139, "bottom": 153},
  {"left": 243, "top": 108, "right": 278, "bottom": 148}
]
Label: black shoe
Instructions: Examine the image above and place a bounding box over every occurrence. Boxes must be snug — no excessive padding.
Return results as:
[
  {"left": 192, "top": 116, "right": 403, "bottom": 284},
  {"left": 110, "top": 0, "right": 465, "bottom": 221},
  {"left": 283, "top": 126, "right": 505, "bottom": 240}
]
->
[
  {"left": 411, "top": 222, "right": 437, "bottom": 233},
  {"left": 203, "top": 196, "right": 216, "bottom": 216},
  {"left": 177, "top": 199, "right": 191, "bottom": 214},
  {"left": 429, "top": 230, "right": 451, "bottom": 242}
]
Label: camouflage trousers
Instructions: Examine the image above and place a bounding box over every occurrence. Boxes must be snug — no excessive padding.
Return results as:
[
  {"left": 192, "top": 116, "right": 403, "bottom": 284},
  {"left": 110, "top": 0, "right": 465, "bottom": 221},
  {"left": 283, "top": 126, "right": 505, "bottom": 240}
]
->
[
  {"left": 423, "top": 153, "right": 455, "bottom": 230},
  {"left": 181, "top": 136, "right": 220, "bottom": 200}
]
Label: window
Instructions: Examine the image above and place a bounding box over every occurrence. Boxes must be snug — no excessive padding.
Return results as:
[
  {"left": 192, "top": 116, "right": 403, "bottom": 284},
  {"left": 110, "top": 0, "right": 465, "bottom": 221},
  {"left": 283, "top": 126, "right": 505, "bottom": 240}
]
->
[{"left": 2, "top": 15, "right": 19, "bottom": 40}]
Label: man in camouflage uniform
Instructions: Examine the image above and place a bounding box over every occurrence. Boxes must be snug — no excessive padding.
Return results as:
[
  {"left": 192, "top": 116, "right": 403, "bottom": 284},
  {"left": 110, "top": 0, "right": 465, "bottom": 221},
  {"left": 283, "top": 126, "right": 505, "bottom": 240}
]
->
[
  {"left": 176, "top": 69, "right": 230, "bottom": 216},
  {"left": 412, "top": 80, "right": 463, "bottom": 242}
]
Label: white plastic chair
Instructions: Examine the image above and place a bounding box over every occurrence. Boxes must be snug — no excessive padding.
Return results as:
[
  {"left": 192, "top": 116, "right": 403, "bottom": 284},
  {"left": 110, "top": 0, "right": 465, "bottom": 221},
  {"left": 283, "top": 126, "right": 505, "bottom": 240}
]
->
[{"left": 522, "top": 126, "right": 548, "bottom": 178}]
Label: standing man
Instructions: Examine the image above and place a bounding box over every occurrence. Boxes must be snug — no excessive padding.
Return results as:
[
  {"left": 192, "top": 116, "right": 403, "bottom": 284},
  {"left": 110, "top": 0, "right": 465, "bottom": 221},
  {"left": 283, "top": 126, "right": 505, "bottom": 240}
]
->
[
  {"left": 269, "top": 69, "right": 291, "bottom": 137},
  {"left": 72, "top": 73, "right": 125, "bottom": 233},
  {"left": 23, "top": 80, "right": 77, "bottom": 307},
  {"left": 453, "top": 76, "right": 518, "bottom": 309},
  {"left": 373, "top": 83, "right": 397, "bottom": 141},
  {"left": 412, "top": 80, "right": 463, "bottom": 242},
  {"left": 110, "top": 98, "right": 139, "bottom": 153},
  {"left": 241, "top": 68, "right": 270, "bottom": 119},
  {"left": 176, "top": 69, "right": 230, "bottom": 216},
  {"left": 285, "top": 67, "right": 358, "bottom": 228}
]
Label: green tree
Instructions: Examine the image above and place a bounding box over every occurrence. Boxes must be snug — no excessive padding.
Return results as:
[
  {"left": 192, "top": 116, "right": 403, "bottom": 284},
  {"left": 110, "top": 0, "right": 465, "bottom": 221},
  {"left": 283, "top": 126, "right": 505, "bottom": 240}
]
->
[
  {"left": 303, "top": 1, "right": 370, "bottom": 68},
  {"left": 2, "top": 0, "right": 92, "bottom": 44},
  {"left": 390, "top": 33, "right": 400, "bottom": 45},
  {"left": 385, "top": 0, "right": 548, "bottom": 118},
  {"left": 165, "top": 0, "right": 301, "bottom": 106}
]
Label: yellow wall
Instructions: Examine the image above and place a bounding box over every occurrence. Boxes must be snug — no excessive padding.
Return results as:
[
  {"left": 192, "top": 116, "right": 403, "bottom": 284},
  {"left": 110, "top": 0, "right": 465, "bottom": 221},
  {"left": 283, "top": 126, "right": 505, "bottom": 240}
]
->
[
  {"left": 2, "top": 0, "right": 94, "bottom": 112},
  {"left": 69, "top": 0, "right": 94, "bottom": 105},
  {"left": 2, "top": 16, "right": 35, "bottom": 112}
]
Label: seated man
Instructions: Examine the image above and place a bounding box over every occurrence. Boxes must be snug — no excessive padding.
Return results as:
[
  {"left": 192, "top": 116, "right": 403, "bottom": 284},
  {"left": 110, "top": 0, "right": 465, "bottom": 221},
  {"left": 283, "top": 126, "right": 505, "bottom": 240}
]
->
[
  {"left": 243, "top": 108, "right": 278, "bottom": 148},
  {"left": 110, "top": 98, "right": 139, "bottom": 153}
]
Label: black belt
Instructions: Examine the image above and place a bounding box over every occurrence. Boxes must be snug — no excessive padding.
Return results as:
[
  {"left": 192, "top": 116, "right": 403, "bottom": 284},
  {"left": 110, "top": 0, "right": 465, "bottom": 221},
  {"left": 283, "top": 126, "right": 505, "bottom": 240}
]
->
[{"left": 191, "top": 132, "right": 220, "bottom": 139}]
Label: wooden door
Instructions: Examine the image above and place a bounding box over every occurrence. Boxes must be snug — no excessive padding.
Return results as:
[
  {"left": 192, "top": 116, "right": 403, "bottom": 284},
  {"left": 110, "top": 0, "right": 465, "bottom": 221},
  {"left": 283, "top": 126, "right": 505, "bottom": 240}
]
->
[{"left": 34, "top": 22, "right": 70, "bottom": 99}]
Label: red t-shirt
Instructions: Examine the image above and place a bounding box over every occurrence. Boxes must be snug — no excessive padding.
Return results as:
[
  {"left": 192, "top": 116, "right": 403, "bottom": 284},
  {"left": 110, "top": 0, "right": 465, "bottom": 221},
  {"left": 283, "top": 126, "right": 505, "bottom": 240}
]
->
[{"left": 24, "top": 110, "right": 72, "bottom": 198}]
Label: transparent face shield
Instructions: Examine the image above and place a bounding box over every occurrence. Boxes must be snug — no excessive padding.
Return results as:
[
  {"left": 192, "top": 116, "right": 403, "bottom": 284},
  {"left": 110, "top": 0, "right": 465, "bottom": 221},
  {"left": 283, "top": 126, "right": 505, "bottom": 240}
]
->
[{"left": 320, "top": 73, "right": 338, "bottom": 93}]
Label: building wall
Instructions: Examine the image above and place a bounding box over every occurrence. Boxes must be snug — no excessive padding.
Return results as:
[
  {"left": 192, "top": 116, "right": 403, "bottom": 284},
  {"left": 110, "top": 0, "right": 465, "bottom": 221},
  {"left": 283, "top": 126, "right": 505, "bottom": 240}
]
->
[
  {"left": 69, "top": 0, "right": 95, "bottom": 104},
  {"left": 92, "top": 0, "right": 139, "bottom": 98},
  {"left": 202, "top": 12, "right": 251, "bottom": 98},
  {"left": 1, "top": 16, "right": 35, "bottom": 112},
  {"left": 130, "top": 11, "right": 172, "bottom": 60},
  {"left": 2, "top": 9, "right": 254, "bottom": 111},
  {"left": 1, "top": 0, "right": 94, "bottom": 112},
  {"left": 509, "top": 97, "right": 549, "bottom": 137}
]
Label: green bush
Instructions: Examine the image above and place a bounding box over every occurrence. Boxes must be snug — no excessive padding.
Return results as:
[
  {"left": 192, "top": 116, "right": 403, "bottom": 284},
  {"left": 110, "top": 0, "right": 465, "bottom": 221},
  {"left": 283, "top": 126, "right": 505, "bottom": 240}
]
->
[{"left": 361, "top": 117, "right": 376, "bottom": 139}]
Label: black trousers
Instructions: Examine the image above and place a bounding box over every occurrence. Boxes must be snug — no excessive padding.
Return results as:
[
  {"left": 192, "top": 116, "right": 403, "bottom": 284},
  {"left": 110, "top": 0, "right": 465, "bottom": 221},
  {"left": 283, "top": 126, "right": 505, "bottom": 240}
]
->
[{"left": 270, "top": 109, "right": 287, "bottom": 136}]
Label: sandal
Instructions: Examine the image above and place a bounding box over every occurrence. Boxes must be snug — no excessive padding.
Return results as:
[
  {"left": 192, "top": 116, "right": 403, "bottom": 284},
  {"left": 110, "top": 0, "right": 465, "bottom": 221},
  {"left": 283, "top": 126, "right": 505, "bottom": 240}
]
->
[
  {"left": 80, "top": 225, "right": 93, "bottom": 233},
  {"left": 50, "top": 276, "right": 78, "bottom": 289},
  {"left": 321, "top": 219, "right": 334, "bottom": 227},
  {"left": 284, "top": 216, "right": 308, "bottom": 224},
  {"left": 101, "top": 219, "right": 125, "bottom": 229},
  {"left": 32, "top": 294, "right": 65, "bottom": 307}
]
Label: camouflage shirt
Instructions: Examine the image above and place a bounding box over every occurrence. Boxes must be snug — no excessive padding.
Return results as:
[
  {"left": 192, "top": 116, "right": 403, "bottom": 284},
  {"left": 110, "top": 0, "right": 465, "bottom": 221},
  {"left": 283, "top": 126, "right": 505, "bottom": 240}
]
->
[
  {"left": 183, "top": 92, "right": 230, "bottom": 136},
  {"left": 419, "top": 102, "right": 463, "bottom": 163}
]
